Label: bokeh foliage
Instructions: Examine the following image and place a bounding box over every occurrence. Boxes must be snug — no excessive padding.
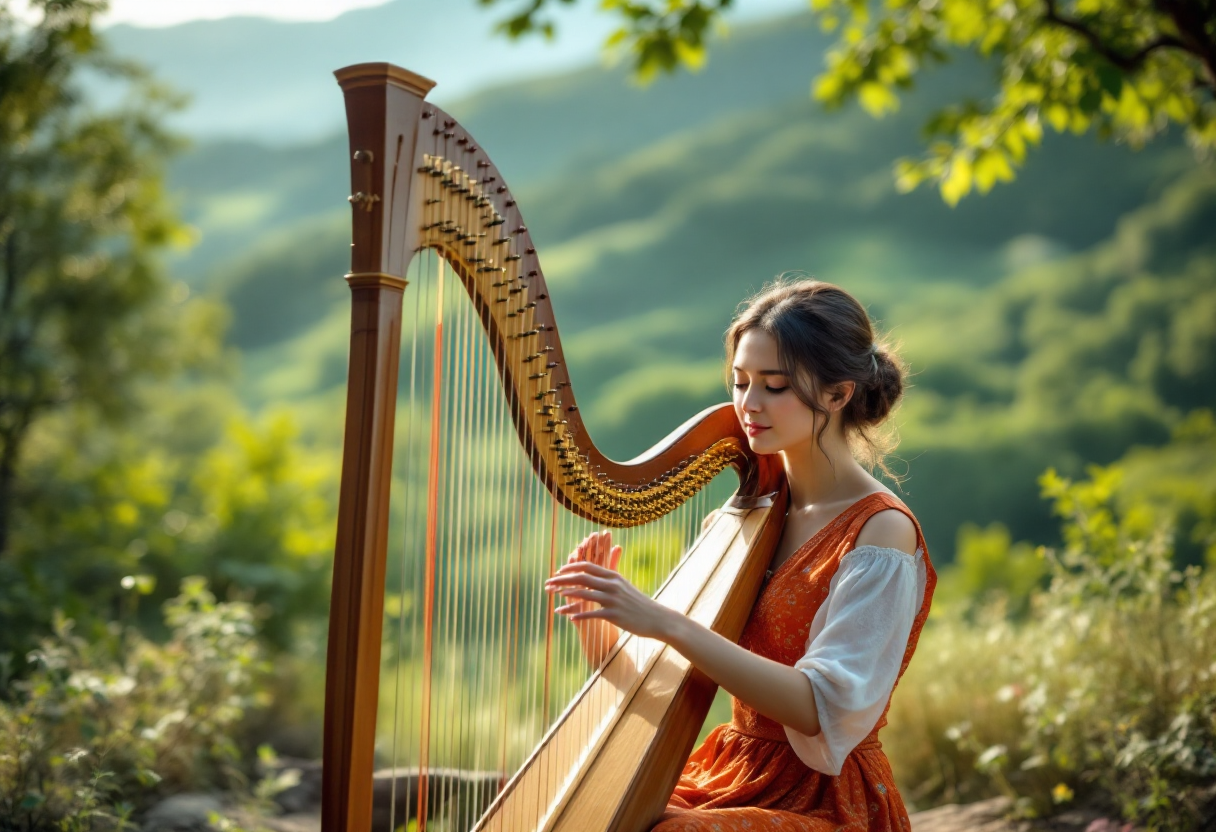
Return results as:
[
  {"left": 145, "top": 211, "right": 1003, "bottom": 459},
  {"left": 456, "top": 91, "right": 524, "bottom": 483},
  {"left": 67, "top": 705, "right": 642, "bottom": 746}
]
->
[
  {"left": 0, "top": 579, "right": 268, "bottom": 832},
  {"left": 0, "top": 0, "right": 336, "bottom": 664},
  {"left": 886, "top": 438, "right": 1216, "bottom": 826},
  {"left": 0, "top": 0, "right": 212, "bottom": 556},
  {"left": 481, "top": 0, "right": 1216, "bottom": 202}
]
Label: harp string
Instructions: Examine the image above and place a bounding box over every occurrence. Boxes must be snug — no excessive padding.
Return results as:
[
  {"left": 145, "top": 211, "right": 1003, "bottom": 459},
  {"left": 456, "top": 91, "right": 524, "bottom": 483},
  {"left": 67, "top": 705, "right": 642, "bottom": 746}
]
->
[{"left": 382, "top": 245, "right": 739, "bottom": 831}]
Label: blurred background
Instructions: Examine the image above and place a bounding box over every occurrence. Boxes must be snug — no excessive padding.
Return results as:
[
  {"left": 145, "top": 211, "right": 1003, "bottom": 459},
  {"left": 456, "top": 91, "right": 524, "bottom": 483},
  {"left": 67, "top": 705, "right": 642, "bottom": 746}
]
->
[{"left": 1, "top": 0, "right": 1213, "bottom": 828}]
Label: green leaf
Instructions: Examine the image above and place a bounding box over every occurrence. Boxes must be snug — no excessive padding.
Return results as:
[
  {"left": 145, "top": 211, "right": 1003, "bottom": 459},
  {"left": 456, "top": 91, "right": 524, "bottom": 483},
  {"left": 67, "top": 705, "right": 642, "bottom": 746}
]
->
[
  {"left": 974, "top": 149, "right": 1014, "bottom": 193},
  {"left": 1097, "top": 63, "right": 1123, "bottom": 99},
  {"left": 859, "top": 82, "right": 899, "bottom": 116},
  {"left": 1079, "top": 85, "right": 1103, "bottom": 114},
  {"left": 940, "top": 153, "right": 973, "bottom": 206}
]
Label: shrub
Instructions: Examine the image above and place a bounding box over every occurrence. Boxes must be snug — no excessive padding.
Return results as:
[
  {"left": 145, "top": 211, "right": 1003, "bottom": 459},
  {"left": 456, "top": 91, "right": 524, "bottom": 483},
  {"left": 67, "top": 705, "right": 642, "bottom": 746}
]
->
[
  {"left": 0, "top": 579, "right": 267, "bottom": 832},
  {"left": 887, "top": 465, "right": 1216, "bottom": 829}
]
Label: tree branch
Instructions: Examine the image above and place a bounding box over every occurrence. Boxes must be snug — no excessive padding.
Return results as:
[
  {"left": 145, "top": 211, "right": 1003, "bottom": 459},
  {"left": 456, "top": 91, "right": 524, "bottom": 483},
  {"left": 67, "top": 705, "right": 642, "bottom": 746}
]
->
[
  {"left": 1152, "top": 0, "right": 1216, "bottom": 92},
  {"left": 1042, "top": 0, "right": 1195, "bottom": 76}
]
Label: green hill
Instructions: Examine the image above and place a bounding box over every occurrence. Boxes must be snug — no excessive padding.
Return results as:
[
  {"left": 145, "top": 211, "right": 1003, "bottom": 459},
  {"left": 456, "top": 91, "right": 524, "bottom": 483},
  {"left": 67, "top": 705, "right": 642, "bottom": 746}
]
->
[{"left": 167, "top": 11, "right": 1212, "bottom": 561}]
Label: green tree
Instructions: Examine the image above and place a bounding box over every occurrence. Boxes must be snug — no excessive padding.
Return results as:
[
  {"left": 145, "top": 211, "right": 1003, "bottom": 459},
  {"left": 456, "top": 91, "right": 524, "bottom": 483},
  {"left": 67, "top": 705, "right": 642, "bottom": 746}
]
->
[
  {"left": 481, "top": 0, "right": 1216, "bottom": 203},
  {"left": 6, "top": 398, "right": 337, "bottom": 657},
  {"left": 0, "top": 0, "right": 199, "bottom": 556}
]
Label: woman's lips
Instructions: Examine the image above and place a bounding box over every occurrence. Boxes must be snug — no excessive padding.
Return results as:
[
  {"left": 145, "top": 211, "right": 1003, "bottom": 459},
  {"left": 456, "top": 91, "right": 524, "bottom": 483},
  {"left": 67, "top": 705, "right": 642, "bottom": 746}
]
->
[{"left": 745, "top": 423, "right": 770, "bottom": 436}]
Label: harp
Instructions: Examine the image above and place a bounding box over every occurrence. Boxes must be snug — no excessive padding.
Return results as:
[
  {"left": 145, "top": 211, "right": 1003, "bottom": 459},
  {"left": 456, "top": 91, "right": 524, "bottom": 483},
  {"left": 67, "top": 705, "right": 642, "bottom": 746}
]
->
[{"left": 321, "top": 63, "right": 786, "bottom": 832}]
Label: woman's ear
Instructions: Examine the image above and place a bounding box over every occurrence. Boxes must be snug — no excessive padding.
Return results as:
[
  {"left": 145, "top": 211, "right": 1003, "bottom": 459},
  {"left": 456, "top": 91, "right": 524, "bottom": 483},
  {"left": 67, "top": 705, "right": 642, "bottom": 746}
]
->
[{"left": 822, "top": 381, "right": 855, "bottom": 412}]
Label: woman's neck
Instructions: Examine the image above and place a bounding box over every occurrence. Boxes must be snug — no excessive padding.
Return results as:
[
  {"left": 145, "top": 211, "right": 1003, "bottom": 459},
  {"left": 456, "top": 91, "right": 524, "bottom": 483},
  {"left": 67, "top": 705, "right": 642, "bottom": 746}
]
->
[{"left": 780, "top": 427, "right": 870, "bottom": 511}]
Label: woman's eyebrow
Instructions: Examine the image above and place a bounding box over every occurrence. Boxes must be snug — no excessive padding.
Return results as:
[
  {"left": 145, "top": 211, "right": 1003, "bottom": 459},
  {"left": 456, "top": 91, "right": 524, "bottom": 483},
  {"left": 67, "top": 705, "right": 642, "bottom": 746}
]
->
[{"left": 732, "top": 367, "right": 786, "bottom": 376}]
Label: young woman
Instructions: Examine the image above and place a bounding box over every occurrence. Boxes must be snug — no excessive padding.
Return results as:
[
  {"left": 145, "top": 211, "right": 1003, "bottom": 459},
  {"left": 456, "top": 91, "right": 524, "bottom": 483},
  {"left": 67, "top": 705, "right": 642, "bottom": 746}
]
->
[{"left": 544, "top": 279, "right": 937, "bottom": 831}]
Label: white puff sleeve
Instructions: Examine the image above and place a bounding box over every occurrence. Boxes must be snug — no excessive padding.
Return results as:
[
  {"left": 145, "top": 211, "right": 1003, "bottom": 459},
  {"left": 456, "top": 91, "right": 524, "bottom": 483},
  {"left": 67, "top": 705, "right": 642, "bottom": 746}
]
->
[{"left": 784, "top": 544, "right": 926, "bottom": 775}]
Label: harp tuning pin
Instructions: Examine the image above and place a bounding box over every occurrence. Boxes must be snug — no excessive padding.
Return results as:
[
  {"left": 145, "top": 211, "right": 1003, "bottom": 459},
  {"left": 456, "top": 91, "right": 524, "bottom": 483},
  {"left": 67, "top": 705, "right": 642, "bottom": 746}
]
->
[
  {"left": 528, "top": 271, "right": 538, "bottom": 277},
  {"left": 421, "top": 110, "right": 433, "bottom": 119},
  {"left": 513, "top": 226, "right": 527, "bottom": 235},
  {"left": 353, "top": 149, "right": 374, "bottom": 163},
  {"left": 567, "top": 405, "right": 578, "bottom": 412},
  {"left": 457, "top": 137, "right": 468, "bottom": 145},
  {"left": 497, "top": 186, "right": 508, "bottom": 194},
  {"left": 477, "top": 160, "right": 491, "bottom": 168},
  {"left": 526, "top": 248, "right": 536, "bottom": 255},
  {"left": 538, "top": 293, "right": 547, "bottom": 300},
  {"left": 348, "top": 191, "right": 380, "bottom": 212},
  {"left": 506, "top": 199, "right": 516, "bottom": 207}
]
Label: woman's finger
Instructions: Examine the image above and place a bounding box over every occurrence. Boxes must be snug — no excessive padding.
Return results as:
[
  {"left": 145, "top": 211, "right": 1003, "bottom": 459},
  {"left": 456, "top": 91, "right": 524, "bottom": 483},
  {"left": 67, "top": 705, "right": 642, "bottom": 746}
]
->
[
  {"left": 609, "top": 544, "right": 622, "bottom": 572},
  {"left": 544, "top": 571, "right": 617, "bottom": 591},
  {"left": 552, "top": 561, "right": 618, "bottom": 579},
  {"left": 568, "top": 608, "right": 614, "bottom": 622},
  {"left": 552, "top": 588, "right": 609, "bottom": 604}
]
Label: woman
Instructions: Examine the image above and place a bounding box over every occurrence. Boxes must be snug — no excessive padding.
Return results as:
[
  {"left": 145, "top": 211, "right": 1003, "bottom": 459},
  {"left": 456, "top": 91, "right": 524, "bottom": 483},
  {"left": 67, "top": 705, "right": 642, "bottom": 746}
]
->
[{"left": 544, "top": 279, "right": 936, "bottom": 831}]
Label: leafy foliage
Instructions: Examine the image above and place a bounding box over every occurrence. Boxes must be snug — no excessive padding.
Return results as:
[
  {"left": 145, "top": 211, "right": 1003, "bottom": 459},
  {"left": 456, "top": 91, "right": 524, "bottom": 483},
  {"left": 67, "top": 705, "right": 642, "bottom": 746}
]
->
[
  {"left": 809, "top": 0, "right": 1216, "bottom": 204},
  {"left": 1, "top": 401, "right": 337, "bottom": 660},
  {"left": 0, "top": 579, "right": 267, "bottom": 832},
  {"left": 481, "top": 0, "right": 733, "bottom": 80},
  {"left": 480, "top": 0, "right": 1215, "bottom": 202},
  {"left": 0, "top": 0, "right": 215, "bottom": 557},
  {"left": 886, "top": 451, "right": 1216, "bottom": 826}
]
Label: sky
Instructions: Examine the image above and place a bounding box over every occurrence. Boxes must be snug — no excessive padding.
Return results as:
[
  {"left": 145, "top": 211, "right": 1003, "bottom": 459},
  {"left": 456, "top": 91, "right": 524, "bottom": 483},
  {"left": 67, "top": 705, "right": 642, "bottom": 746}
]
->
[
  {"left": 99, "top": 0, "right": 393, "bottom": 27},
  {"left": 97, "top": 0, "right": 808, "bottom": 29}
]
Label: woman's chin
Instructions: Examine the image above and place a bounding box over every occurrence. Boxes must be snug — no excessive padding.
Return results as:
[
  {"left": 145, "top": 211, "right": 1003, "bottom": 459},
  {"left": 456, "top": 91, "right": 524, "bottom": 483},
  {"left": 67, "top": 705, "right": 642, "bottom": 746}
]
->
[{"left": 746, "top": 433, "right": 782, "bottom": 455}]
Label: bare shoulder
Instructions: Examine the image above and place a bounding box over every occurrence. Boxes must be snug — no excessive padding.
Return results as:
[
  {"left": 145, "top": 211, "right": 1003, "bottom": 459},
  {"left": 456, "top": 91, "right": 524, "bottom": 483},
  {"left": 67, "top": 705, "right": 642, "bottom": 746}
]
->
[{"left": 855, "top": 506, "right": 918, "bottom": 555}]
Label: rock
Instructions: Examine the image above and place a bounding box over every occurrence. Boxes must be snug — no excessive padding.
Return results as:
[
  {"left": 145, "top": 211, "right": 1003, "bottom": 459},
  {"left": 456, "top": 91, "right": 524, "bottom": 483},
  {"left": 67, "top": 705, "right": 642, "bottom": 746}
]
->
[
  {"left": 258, "top": 761, "right": 502, "bottom": 832},
  {"left": 142, "top": 794, "right": 226, "bottom": 832},
  {"left": 910, "top": 798, "right": 1021, "bottom": 832},
  {"left": 370, "top": 767, "right": 503, "bottom": 832},
  {"left": 908, "top": 797, "right": 1137, "bottom": 832},
  {"left": 266, "top": 757, "right": 324, "bottom": 815},
  {"left": 258, "top": 813, "right": 321, "bottom": 832}
]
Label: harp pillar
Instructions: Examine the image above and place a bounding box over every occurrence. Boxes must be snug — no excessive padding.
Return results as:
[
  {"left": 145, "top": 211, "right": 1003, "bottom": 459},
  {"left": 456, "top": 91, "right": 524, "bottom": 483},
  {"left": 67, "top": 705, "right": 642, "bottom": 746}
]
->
[{"left": 322, "top": 64, "right": 436, "bottom": 832}]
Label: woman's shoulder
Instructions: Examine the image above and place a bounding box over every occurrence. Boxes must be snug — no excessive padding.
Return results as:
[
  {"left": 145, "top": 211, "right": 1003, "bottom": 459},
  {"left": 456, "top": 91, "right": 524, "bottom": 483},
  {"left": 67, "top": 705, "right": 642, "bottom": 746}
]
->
[{"left": 853, "top": 494, "right": 918, "bottom": 556}]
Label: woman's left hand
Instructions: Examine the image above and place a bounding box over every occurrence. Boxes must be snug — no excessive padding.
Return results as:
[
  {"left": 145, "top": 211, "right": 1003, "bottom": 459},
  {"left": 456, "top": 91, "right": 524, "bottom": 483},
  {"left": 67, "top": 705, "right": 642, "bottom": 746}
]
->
[{"left": 544, "top": 531, "right": 675, "bottom": 641}]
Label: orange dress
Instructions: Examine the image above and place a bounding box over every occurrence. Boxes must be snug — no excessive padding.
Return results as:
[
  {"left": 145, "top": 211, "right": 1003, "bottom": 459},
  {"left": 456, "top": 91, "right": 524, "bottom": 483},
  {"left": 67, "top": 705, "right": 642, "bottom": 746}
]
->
[{"left": 654, "top": 492, "right": 937, "bottom": 832}]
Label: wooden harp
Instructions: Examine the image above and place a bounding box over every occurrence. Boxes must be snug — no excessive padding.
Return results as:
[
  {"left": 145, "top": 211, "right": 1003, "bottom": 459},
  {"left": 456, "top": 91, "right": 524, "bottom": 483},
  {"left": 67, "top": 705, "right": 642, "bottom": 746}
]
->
[{"left": 322, "top": 63, "right": 786, "bottom": 832}]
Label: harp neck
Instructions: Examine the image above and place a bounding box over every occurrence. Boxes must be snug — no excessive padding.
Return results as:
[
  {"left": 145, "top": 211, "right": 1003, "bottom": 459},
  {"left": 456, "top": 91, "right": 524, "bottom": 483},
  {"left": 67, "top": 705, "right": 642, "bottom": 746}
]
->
[{"left": 333, "top": 63, "right": 779, "bottom": 527}]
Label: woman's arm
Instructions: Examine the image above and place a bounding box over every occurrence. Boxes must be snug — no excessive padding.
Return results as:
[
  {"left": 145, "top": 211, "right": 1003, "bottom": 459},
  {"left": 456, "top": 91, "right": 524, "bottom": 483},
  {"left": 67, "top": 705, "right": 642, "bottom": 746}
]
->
[
  {"left": 545, "top": 532, "right": 822, "bottom": 736},
  {"left": 545, "top": 511, "right": 920, "bottom": 739}
]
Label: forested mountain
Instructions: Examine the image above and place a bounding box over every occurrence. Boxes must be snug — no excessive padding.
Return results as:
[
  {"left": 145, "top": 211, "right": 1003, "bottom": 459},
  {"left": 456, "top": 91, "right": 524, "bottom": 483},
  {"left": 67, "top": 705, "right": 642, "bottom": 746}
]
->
[{"left": 157, "top": 10, "right": 1211, "bottom": 560}]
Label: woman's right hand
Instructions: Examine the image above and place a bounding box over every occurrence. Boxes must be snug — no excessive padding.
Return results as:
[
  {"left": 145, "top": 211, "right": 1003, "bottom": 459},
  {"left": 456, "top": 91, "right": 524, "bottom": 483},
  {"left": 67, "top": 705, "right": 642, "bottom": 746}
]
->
[
  {"left": 552, "top": 531, "right": 622, "bottom": 667},
  {"left": 554, "top": 530, "right": 622, "bottom": 619}
]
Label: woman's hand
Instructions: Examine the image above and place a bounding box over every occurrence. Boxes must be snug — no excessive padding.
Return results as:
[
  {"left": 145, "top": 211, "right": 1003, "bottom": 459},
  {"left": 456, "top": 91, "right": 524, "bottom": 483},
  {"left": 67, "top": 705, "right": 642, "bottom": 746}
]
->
[{"left": 545, "top": 530, "right": 675, "bottom": 642}]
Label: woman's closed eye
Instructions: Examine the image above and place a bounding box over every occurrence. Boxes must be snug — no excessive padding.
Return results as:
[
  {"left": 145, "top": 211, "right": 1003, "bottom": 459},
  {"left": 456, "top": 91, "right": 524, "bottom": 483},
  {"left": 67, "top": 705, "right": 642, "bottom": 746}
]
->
[{"left": 733, "top": 382, "right": 790, "bottom": 393}]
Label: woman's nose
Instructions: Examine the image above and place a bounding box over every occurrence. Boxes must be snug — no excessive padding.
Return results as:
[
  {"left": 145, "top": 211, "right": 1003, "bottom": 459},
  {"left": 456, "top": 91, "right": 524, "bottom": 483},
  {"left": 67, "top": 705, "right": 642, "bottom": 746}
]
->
[{"left": 741, "top": 387, "right": 763, "bottom": 412}]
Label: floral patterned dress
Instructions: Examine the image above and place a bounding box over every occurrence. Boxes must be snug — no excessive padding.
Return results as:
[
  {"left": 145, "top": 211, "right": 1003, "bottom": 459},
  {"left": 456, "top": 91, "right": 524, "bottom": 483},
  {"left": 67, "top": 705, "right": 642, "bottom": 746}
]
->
[{"left": 653, "top": 492, "right": 937, "bottom": 832}]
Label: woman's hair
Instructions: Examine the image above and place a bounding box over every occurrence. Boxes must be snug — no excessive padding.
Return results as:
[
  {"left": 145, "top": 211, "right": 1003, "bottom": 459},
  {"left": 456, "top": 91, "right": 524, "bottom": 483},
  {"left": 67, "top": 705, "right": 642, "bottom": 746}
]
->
[{"left": 724, "top": 277, "right": 907, "bottom": 480}]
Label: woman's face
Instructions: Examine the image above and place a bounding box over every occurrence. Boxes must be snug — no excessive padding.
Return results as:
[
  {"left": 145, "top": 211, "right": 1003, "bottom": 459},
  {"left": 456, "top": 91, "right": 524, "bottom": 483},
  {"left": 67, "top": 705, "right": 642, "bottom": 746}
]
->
[{"left": 731, "top": 329, "right": 822, "bottom": 456}]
